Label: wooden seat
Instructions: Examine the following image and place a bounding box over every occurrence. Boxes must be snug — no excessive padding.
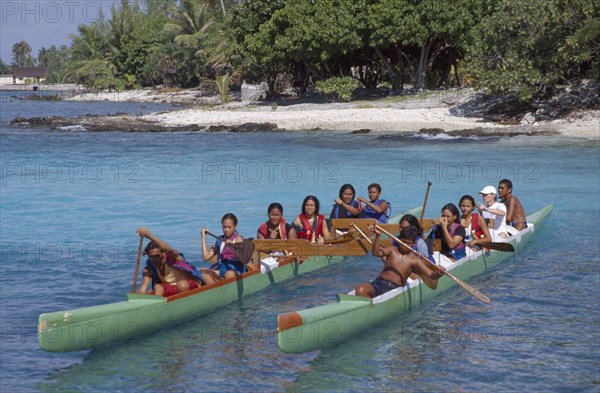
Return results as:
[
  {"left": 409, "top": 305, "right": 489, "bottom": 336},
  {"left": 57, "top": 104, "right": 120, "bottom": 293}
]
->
[
  {"left": 483, "top": 218, "right": 496, "bottom": 239},
  {"left": 420, "top": 219, "right": 436, "bottom": 232},
  {"left": 429, "top": 239, "right": 442, "bottom": 252}
]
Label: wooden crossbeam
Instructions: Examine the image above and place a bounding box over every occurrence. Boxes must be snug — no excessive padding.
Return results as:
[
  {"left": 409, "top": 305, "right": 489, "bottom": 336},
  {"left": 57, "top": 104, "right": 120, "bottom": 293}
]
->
[
  {"left": 333, "top": 218, "right": 494, "bottom": 234},
  {"left": 331, "top": 218, "right": 439, "bottom": 233},
  {"left": 252, "top": 239, "right": 371, "bottom": 256},
  {"left": 330, "top": 218, "right": 376, "bottom": 230},
  {"left": 252, "top": 237, "right": 442, "bottom": 257}
]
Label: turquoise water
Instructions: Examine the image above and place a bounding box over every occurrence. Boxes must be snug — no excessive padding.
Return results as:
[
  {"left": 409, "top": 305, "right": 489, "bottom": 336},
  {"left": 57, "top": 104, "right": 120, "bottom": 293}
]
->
[{"left": 1, "top": 92, "right": 599, "bottom": 392}]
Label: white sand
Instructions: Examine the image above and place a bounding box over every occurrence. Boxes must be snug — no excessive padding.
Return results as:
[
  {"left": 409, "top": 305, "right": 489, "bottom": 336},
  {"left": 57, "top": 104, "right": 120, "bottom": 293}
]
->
[
  {"left": 143, "top": 106, "right": 503, "bottom": 132},
  {"left": 70, "top": 89, "right": 600, "bottom": 138},
  {"left": 143, "top": 105, "right": 599, "bottom": 138}
]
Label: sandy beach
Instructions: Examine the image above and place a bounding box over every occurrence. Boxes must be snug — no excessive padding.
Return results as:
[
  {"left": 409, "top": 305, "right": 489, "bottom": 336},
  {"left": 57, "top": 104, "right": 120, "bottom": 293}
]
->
[{"left": 67, "top": 88, "right": 600, "bottom": 138}]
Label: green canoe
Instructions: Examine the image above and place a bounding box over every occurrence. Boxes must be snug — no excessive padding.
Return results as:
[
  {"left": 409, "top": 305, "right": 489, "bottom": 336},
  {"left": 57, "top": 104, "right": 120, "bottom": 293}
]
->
[
  {"left": 38, "top": 207, "right": 421, "bottom": 352},
  {"left": 276, "top": 205, "right": 553, "bottom": 353}
]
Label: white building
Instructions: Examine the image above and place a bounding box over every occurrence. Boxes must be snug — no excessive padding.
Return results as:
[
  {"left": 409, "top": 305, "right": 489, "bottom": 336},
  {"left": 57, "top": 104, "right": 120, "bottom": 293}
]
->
[{"left": 12, "top": 67, "right": 47, "bottom": 84}]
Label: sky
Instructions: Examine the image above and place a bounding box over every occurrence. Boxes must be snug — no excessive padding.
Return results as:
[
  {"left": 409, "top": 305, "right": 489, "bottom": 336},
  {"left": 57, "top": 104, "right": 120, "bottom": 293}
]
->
[{"left": 1, "top": 0, "right": 120, "bottom": 64}]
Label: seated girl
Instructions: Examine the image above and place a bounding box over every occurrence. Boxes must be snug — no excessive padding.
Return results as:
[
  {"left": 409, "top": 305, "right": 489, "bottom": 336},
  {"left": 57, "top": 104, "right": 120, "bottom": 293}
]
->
[
  {"left": 292, "top": 195, "right": 331, "bottom": 244},
  {"left": 330, "top": 183, "right": 362, "bottom": 219},
  {"left": 201, "top": 213, "right": 246, "bottom": 282},
  {"left": 358, "top": 183, "right": 391, "bottom": 223},
  {"left": 459, "top": 195, "right": 492, "bottom": 249},
  {"left": 427, "top": 203, "right": 466, "bottom": 260},
  {"left": 257, "top": 202, "right": 298, "bottom": 240}
]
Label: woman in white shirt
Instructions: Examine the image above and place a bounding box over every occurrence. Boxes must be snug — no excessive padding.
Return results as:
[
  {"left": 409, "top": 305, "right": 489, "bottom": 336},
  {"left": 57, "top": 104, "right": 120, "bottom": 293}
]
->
[{"left": 477, "top": 185, "right": 508, "bottom": 240}]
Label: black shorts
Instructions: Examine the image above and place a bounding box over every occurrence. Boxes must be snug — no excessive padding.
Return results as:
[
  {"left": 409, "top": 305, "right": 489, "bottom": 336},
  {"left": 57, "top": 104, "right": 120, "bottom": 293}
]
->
[{"left": 369, "top": 276, "right": 400, "bottom": 297}]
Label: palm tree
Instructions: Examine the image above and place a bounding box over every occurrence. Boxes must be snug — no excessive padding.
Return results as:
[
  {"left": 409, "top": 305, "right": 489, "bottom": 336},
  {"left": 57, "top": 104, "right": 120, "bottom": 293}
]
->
[
  {"left": 0, "top": 58, "right": 12, "bottom": 74},
  {"left": 108, "top": 0, "right": 137, "bottom": 62},
  {"left": 163, "top": 0, "right": 214, "bottom": 48},
  {"left": 212, "top": 0, "right": 226, "bottom": 16},
  {"left": 12, "top": 41, "right": 34, "bottom": 67},
  {"left": 37, "top": 47, "right": 50, "bottom": 67},
  {"left": 69, "top": 17, "right": 111, "bottom": 62}
]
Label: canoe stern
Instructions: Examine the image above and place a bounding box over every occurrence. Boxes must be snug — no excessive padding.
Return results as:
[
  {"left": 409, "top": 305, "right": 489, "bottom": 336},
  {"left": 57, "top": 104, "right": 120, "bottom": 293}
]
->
[{"left": 38, "top": 297, "right": 166, "bottom": 352}]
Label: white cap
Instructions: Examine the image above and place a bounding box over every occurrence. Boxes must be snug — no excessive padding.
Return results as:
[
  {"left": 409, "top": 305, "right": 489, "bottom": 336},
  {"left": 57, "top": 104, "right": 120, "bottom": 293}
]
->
[{"left": 479, "top": 185, "right": 497, "bottom": 195}]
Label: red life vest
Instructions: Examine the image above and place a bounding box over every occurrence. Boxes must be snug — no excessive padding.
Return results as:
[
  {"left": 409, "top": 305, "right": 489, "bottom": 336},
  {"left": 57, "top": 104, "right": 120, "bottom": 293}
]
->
[
  {"left": 258, "top": 218, "right": 289, "bottom": 239},
  {"left": 297, "top": 213, "right": 324, "bottom": 242},
  {"left": 471, "top": 213, "right": 484, "bottom": 239}
]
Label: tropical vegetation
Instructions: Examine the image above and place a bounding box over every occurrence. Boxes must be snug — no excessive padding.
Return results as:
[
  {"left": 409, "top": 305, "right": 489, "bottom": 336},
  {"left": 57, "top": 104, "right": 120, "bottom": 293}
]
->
[
  {"left": 0, "top": 58, "right": 12, "bottom": 75},
  {"left": 6, "top": 0, "right": 598, "bottom": 102}
]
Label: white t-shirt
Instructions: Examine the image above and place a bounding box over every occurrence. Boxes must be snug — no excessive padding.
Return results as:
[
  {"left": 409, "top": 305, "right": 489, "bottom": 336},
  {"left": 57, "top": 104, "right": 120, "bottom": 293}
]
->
[{"left": 483, "top": 201, "right": 508, "bottom": 240}]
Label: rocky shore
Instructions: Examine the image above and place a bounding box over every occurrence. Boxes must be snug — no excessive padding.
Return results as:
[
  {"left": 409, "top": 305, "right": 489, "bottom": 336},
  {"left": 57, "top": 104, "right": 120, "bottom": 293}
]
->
[
  {"left": 9, "top": 114, "right": 279, "bottom": 133},
  {"left": 8, "top": 84, "right": 599, "bottom": 138}
]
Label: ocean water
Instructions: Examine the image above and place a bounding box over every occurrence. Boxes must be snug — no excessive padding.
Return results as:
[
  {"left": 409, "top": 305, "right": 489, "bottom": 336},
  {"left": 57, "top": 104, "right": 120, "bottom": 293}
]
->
[{"left": 1, "top": 91, "right": 599, "bottom": 392}]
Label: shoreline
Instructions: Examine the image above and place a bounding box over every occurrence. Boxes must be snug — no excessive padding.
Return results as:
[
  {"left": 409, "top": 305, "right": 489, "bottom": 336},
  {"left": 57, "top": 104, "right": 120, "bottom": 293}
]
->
[
  {"left": 10, "top": 87, "right": 600, "bottom": 138},
  {"left": 140, "top": 105, "right": 599, "bottom": 138}
]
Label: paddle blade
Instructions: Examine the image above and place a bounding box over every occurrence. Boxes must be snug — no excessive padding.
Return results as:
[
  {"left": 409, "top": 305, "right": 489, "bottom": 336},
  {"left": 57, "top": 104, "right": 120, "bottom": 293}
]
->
[
  {"left": 444, "top": 272, "right": 491, "bottom": 304},
  {"left": 230, "top": 240, "right": 256, "bottom": 264},
  {"left": 479, "top": 242, "right": 515, "bottom": 252},
  {"left": 324, "top": 233, "right": 357, "bottom": 244}
]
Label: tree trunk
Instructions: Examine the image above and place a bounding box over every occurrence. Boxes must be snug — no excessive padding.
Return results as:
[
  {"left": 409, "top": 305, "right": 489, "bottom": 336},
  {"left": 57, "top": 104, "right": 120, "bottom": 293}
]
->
[
  {"left": 415, "top": 38, "right": 433, "bottom": 90},
  {"left": 454, "top": 62, "right": 461, "bottom": 86},
  {"left": 373, "top": 47, "right": 401, "bottom": 93},
  {"left": 293, "top": 61, "right": 309, "bottom": 95},
  {"left": 299, "top": 60, "right": 319, "bottom": 95},
  {"left": 394, "top": 46, "right": 414, "bottom": 89},
  {"left": 427, "top": 43, "right": 451, "bottom": 87}
]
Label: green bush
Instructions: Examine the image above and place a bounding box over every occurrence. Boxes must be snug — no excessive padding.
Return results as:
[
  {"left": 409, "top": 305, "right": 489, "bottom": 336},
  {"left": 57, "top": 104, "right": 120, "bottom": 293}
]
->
[
  {"left": 122, "top": 74, "right": 139, "bottom": 89},
  {"left": 315, "top": 77, "right": 360, "bottom": 102}
]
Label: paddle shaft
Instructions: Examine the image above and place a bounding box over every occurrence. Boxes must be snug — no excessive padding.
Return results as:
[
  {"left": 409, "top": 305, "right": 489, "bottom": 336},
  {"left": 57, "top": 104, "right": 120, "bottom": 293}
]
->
[
  {"left": 205, "top": 230, "right": 225, "bottom": 241},
  {"left": 419, "top": 181, "right": 432, "bottom": 228},
  {"left": 131, "top": 236, "right": 144, "bottom": 293},
  {"left": 375, "top": 225, "right": 491, "bottom": 304},
  {"left": 351, "top": 223, "right": 373, "bottom": 245}
]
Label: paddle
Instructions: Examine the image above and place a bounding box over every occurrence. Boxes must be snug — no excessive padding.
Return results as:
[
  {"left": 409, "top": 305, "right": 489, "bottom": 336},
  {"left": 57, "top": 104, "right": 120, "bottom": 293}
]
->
[
  {"left": 324, "top": 232, "right": 357, "bottom": 244},
  {"left": 131, "top": 236, "right": 144, "bottom": 293},
  {"left": 204, "top": 230, "right": 256, "bottom": 264},
  {"left": 477, "top": 242, "right": 515, "bottom": 252},
  {"left": 375, "top": 225, "right": 491, "bottom": 304},
  {"left": 420, "top": 181, "right": 432, "bottom": 228},
  {"left": 351, "top": 223, "right": 373, "bottom": 245}
]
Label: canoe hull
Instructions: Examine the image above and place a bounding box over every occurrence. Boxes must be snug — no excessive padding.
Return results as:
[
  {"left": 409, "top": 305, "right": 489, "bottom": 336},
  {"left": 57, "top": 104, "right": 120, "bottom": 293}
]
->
[
  {"left": 38, "top": 254, "right": 344, "bottom": 352},
  {"left": 39, "top": 207, "right": 423, "bottom": 352},
  {"left": 277, "top": 205, "right": 553, "bottom": 353}
]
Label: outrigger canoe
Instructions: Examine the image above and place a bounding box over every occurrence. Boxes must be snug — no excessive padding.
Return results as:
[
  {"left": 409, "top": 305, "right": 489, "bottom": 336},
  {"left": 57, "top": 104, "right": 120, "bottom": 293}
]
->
[
  {"left": 276, "top": 205, "right": 553, "bottom": 353},
  {"left": 38, "top": 208, "right": 420, "bottom": 352}
]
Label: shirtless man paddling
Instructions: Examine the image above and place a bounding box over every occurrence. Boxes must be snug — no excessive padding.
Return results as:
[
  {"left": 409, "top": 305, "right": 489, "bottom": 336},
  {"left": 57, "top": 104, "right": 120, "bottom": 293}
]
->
[{"left": 355, "top": 226, "right": 445, "bottom": 298}]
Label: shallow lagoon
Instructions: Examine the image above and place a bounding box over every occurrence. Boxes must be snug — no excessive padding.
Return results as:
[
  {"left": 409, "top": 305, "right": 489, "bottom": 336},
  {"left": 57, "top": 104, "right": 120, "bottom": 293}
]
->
[{"left": 1, "top": 93, "right": 598, "bottom": 392}]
